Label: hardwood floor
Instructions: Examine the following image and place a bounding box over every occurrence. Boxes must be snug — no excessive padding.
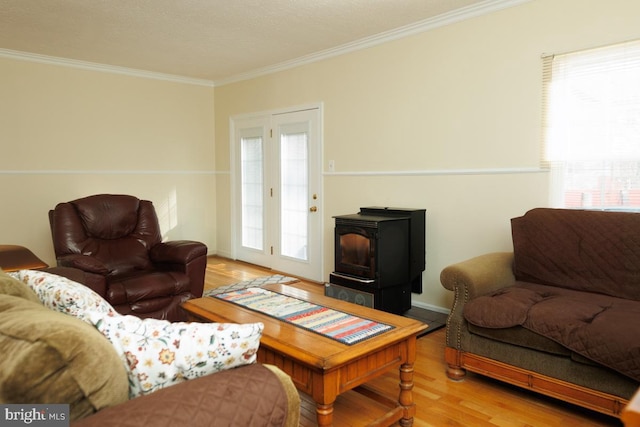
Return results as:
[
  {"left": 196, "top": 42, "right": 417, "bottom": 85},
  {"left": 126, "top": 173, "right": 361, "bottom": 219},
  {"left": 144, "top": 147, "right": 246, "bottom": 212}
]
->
[{"left": 204, "top": 256, "right": 623, "bottom": 427}]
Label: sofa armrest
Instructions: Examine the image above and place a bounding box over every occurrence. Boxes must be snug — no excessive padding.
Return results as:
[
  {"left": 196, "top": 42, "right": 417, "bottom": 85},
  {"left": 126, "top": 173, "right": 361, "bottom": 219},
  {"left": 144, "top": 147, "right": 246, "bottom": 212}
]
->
[
  {"left": 440, "top": 252, "right": 515, "bottom": 350},
  {"left": 71, "top": 363, "right": 300, "bottom": 427},
  {"left": 0, "top": 245, "right": 48, "bottom": 271},
  {"left": 440, "top": 252, "right": 515, "bottom": 298}
]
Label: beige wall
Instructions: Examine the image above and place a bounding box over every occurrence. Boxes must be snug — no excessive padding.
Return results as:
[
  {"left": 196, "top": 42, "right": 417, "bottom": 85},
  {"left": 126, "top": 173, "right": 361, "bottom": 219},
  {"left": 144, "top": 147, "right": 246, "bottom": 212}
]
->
[
  {"left": 0, "top": 58, "right": 216, "bottom": 265},
  {"left": 2, "top": 0, "right": 639, "bottom": 312},
  {"left": 214, "top": 0, "right": 640, "bottom": 311}
]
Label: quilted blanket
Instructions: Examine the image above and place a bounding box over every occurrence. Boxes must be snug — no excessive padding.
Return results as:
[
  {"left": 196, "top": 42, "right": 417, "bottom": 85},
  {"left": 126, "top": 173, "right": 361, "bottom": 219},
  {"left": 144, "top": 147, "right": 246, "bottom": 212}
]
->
[
  {"left": 464, "top": 282, "right": 640, "bottom": 382},
  {"left": 511, "top": 208, "right": 640, "bottom": 301},
  {"left": 72, "top": 363, "right": 295, "bottom": 427},
  {"left": 464, "top": 208, "right": 640, "bottom": 383}
]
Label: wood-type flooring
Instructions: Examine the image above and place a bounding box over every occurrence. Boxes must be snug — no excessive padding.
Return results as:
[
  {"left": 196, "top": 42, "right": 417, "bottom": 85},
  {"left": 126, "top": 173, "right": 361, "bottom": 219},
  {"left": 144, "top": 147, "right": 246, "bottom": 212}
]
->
[{"left": 204, "top": 256, "right": 622, "bottom": 427}]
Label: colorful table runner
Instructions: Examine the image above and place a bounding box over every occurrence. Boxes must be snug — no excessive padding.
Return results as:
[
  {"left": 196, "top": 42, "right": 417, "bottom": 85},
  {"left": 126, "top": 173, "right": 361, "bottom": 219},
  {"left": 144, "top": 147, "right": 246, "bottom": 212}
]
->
[{"left": 213, "top": 288, "right": 394, "bottom": 345}]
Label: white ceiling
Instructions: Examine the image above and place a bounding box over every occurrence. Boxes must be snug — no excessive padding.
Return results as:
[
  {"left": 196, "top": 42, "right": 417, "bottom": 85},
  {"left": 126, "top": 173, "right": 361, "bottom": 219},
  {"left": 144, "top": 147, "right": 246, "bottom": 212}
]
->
[{"left": 0, "top": 0, "right": 521, "bottom": 85}]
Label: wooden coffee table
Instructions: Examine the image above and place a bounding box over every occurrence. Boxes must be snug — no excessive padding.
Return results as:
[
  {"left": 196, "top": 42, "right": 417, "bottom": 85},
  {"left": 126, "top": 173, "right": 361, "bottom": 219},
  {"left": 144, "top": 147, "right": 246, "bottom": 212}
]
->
[{"left": 182, "top": 283, "right": 427, "bottom": 427}]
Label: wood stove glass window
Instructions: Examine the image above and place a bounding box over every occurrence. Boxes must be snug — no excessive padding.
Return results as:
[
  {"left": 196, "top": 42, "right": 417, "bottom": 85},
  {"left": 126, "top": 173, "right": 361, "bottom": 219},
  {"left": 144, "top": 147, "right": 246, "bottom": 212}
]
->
[
  {"left": 335, "top": 226, "right": 376, "bottom": 279},
  {"left": 340, "top": 233, "right": 370, "bottom": 268}
]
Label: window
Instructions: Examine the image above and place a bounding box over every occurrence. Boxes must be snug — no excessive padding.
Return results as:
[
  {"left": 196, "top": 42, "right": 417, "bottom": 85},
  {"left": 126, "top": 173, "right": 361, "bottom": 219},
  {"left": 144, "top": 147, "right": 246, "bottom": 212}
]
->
[{"left": 542, "top": 39, "right": 640, "bottom": 211}]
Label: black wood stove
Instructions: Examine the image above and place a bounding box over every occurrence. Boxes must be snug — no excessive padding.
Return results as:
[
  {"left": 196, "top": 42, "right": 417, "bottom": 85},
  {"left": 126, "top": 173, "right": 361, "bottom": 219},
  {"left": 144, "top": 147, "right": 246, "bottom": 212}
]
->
[{"left": 326, "top": 207, "right": 425, "bottom": 314}]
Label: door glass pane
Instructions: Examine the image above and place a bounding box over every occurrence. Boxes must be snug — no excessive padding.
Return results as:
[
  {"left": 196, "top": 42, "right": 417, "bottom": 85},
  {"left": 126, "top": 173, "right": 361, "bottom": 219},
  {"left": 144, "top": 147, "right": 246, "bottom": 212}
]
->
[
  {"left": 241, "top": 136, "right": 263, "bottom": 250},
  {"left": 280, "top": 131, "right": 308, "bottom": 260}
]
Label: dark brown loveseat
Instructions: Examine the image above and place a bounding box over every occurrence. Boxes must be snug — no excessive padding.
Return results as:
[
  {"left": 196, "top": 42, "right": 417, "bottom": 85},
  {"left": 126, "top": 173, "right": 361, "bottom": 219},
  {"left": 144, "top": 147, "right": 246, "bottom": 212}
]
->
[{"left": 441, "top": 208, "right": 640, "bottom": 417}]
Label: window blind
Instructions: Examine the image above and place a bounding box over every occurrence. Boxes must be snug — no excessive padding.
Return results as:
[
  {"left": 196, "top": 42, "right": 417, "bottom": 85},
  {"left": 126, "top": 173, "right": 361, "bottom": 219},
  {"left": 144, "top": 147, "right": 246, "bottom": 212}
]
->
[{"left": 542, "top": 39, "right": 640, "bottom": 210}]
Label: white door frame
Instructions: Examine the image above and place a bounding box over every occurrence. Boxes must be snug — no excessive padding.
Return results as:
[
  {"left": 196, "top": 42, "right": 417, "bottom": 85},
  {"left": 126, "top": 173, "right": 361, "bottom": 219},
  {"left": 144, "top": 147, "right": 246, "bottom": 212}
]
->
[{"left": 229, "top": 103, "right": 324, "bottom": 282}]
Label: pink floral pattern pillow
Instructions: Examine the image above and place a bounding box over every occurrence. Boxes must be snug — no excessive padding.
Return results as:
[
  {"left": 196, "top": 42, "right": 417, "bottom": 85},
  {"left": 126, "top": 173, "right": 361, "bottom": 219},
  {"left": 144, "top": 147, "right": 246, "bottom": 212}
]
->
[
  {"left": 88, "top": 312, "right": 264, "bottom": 398},
  {"left": 11, "top": 269, "right": 118, "bottom": 323}
]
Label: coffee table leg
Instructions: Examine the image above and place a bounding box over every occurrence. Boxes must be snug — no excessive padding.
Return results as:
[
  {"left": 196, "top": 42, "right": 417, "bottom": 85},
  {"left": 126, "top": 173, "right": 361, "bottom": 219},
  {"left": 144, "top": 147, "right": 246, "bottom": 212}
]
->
[
  {"left": 398, "top": 361, "right": 417, "bottom": 426},
  {"left": 316, "top": 402, "right": 334, "bottom": 426},
  {"left": 312, "top": 371, "right": 337, "bottom": 427}
]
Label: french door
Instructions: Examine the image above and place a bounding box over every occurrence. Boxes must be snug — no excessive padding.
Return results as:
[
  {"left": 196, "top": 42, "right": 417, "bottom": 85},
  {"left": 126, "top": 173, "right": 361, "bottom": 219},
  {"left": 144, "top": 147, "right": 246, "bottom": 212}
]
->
[{"left": 232, "top": 106, "right": 322, "bottom": 281}]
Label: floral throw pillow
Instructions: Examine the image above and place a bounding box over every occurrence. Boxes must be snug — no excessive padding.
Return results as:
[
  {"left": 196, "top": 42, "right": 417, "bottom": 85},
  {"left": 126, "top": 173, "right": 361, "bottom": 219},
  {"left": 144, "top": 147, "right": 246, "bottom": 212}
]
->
[
  {"left": 11, "top": 269, "right": 117, "bottom": 323},
  {"left": 88, "top": 312, "right": 264, "bottom": 398}
]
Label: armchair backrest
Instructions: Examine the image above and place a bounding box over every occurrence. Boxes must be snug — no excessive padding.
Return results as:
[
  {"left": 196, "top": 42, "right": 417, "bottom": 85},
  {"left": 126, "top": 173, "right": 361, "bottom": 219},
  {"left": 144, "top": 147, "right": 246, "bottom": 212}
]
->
[{"left": 50, "top": 194, "right": 163, "bottom": 277}]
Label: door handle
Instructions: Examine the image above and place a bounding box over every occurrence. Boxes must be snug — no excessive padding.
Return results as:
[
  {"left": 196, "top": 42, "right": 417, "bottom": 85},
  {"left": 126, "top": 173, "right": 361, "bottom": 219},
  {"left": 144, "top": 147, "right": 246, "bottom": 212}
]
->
[{"left": 309, "top": 206, "right": 318, "bottom": 212}]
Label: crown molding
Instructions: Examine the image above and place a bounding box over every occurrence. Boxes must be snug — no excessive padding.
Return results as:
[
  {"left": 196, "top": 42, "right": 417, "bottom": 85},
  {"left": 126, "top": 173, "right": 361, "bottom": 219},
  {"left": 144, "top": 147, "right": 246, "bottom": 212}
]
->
[
  {"left": 0, "top": 48, "right": 215, "bottom": 87},
  {"left": 214, "top": 0, "right": 533, "bottom": 86},
  {"left": 0, "top": 0, "right": 530, "bottom": 88}
]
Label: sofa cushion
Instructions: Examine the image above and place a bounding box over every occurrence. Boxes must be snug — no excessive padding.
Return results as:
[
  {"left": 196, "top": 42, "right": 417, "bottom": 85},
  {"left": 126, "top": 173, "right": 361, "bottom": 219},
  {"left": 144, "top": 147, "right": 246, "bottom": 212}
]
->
[
  {"left": 11, "top": 269, "right": 118, "bottom": 324},
  {"left": 0, "top": 268, "right": 41, "bottom": 304},
  {"left": 511, "top": 208, "right": 640, "bottom": 301},
  {"left": 467, "top": 323, "right": 572, "bottom": 357},
  {"left": 464, "top": 282, "right": 640, "bottom": 382},
  {"left": 525, "top": 287, "right": 640, "bottom": 383},
  {"left": 463, "top": 285, "right": 545, "bottom": 328},
  {"left": 0, "top": 294, "right": 128, "bottom": 421},
  {"left": 89, "top": 312, "right": 264, "bottom": 398}
]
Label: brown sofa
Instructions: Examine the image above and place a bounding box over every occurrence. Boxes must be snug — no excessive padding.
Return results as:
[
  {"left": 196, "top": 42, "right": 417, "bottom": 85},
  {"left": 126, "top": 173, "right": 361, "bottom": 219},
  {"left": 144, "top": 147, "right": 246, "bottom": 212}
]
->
[
  {"left": 49, "top": 194, "right": 208, "bottom": 321},
  {"left": 0, "top": 268, "right": 300, "bottom": 427},
  {"left": 440, "top": 208, "right": 640, "bottom": 417}
]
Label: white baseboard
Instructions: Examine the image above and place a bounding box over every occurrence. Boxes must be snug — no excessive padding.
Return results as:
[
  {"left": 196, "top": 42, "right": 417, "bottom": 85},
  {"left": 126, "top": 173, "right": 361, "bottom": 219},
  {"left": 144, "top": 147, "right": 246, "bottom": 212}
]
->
[
  {"left": 410, "top": 299, "right": 450, "bottom": 315},
  {"left": 210, "top": 250, "right": 233, "bottom": 259}
]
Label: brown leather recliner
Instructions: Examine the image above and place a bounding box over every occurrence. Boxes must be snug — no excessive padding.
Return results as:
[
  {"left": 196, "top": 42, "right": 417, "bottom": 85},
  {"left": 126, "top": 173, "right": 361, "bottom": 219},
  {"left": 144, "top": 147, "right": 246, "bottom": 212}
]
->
[{"left": 49, "top": 194, "right": 208, "bottom": 322}]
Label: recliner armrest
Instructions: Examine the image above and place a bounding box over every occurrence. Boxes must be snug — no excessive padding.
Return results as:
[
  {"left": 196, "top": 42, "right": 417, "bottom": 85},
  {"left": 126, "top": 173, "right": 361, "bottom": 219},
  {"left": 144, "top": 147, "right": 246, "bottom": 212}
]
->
[
  {"left": 150, "top": 241, "right": 207, "bottom": 265},
  {"left": 150, "top": 241, "right": 207, "bottom": 299},
  {"left": 58, "top": 254, "right": 109, "bottom": 275},
  {"left": 45, "top": 265, "right": 108, "bottom": 297}
]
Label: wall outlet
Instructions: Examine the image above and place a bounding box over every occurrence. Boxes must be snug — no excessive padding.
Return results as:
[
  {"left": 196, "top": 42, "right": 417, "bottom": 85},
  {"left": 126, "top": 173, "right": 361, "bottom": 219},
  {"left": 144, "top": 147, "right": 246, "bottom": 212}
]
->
[{"left": 328, "top": 160, "right": 335, "bottom": 172}]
